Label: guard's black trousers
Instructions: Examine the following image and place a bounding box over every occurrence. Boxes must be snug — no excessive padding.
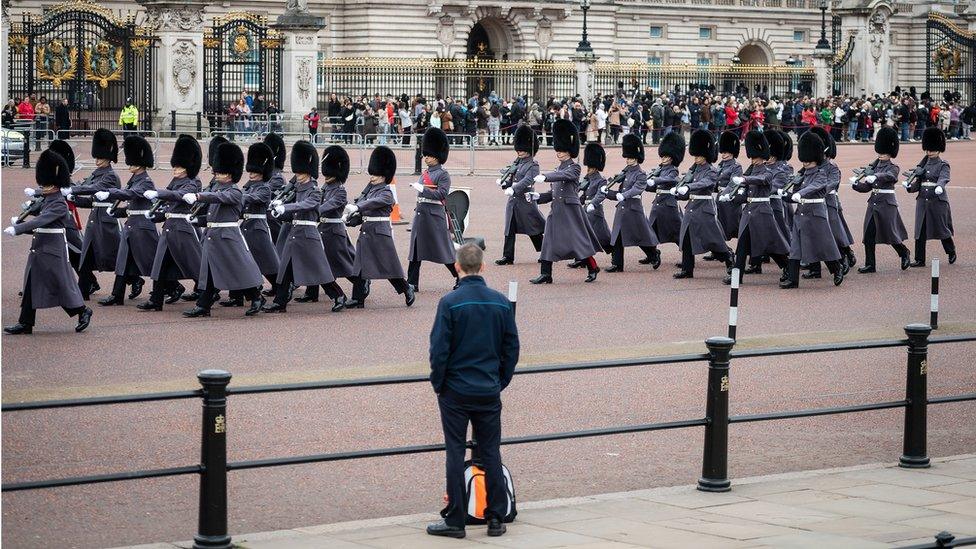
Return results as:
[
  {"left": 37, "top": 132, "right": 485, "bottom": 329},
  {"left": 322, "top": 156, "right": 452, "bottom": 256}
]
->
[
  {"left": 438, "top": 389, "right": 507, "bottom": 528},
  {"left": 735, "top": 228, "right": 787, "bottom": 275},
  {"left": 228, "top": 274, "right": 277, "bottom": 301},
  {"left": 407, "top": 260, "right": 458, "bottom": 290},
  {"left": 786, "top": 258, "right": 841, "bottom": 285},
  {"left": 108, "top": 252, "right": 143, "bottom": 302},
  {"left": 863, "top": 217, "right": 909, "bottom": 267},
  {"left": 611, "top": 239, "right": 658, "bottom": 268},
  {"left": 196, "top": 272, "right": 259, "bottom": 309},
  {"left": 914, "top": 218, "right": 955, "bottom": 263},
  {"left": 19, "top": 276, "right": 85, "bottom": 326},
  {"left": 147, "top": 251, "right": 197, "bottom": 305},
  {"left": 680, "top": 237, "right": 730, "bottom": 274},
  {"left": 298, "top": 277, "right": 354, "bottom": 301},
  {"left": 274, "top": 263, "right": 343, "bottom": 306},
  {"left": 501, "top": 232, "right": 543, "bottom": 261},
  {"left": 77, "top": 251, "right": 99, "bottom": 297},
  {"left": 350, "top": 275, "right": 409, "bottom": 302}
]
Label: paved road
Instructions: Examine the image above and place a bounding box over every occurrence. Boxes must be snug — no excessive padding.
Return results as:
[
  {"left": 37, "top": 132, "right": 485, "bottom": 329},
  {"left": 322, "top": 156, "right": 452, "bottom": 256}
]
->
[{"left": 2, "top": 139, "right": 975, "bottom": 548}]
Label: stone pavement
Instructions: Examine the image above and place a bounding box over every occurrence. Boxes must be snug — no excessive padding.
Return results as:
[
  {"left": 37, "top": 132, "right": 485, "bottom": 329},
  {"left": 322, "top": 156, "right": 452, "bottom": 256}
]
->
[{"left": 129, "top": 454, "right": 976, "bottom": 549}]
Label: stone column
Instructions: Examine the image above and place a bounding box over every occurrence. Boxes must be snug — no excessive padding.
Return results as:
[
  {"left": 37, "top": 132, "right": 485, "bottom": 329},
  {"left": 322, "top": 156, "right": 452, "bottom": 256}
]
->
[
  {"left": 834, "top": 0, "right": 893, "bottom": 96},
  {"left": 812, "top": 47, "right": 833, "bottom": 98},
  {"left": 272, "top": 7, "right": 325, "bottom": 119},
  {"left": 140, "top": 2, "right": 207, "bottom": 128},
  {"left": 571, "top": 52, "right": 599, "bottom": 108},
  {"left": 1, "top": 1, "right": 10, "bottom": 88}
]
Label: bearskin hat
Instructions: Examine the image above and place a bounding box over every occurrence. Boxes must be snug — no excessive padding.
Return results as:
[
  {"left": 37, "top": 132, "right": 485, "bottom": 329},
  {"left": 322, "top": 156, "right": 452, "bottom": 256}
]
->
[
  {"left": 36, "top": 149, "right": 72, "bottom": 188},
  {"left": 658, "top": 131, "right": 684, "bottom": 165},
  {"left": 622, "top": 133, "right": 645, "bottom": 164},
  {"left": 807, "top": 126, "right": 836, "bottom": 159},
  {"left": 778, "top": 131, "right": 794, "bottom": 162},
  {"left": 513, "top": 125, "right": 539, "bottom": 155},
  {"left": 368, "top": 146, "right": 397, "bottom": 182},
  {"left": 583, "top": 142, "right": 606, "bottom": 171},
  {"left": 208, "top": 136, "right": 228, "bottom": 168},
  {"left": 766, "top": 129, "right": 787, "bottom": 161},
  {"left": 123, "top": 135, "right": 154, "bottom": 168},
  {"left": 48, "top": 140, "right": 75, "bottom": 173},
  {"left": 689, "top": 129, "right": 714, "bottom": 161},
  {"left": 718, "top": 130, "right": 740, "bottom": 158},
  {"left": 421, "top": 127, "right": 450, "bottom": 164},
  {"left": 213, "top": 142, "right": 244, "bottom": 183},
  {"left": 922, "top": 126, "right": 946, "bottom": 153},
  {"left": 797, "top": 131, "right": 826, "bottom": 164},
  {"left": 246, "top": 143, "right": 275, "bottom": 181},
  {"left": 321, "top": 145, "right": 351, "bottom": 183},
  {"left": 874, "top": 126, "right": 900, "bottom": 158},
  {"left": 91, "top": 128, "right": 118, "bottom": 163},
  {"left": 552, "top": 118, "right": 580, "bottom": 158},
  {"left": 744, "top": 130, "right": 770, "bottom": 160},
  {"left": 290, "top": 140, "right": 319, "bottom": 178},
  {"left": 263, "top": 132, "right": 287, "bottom": 169},
  {"left": 171, "top": 135, "right": 202, "bottom": 179}
]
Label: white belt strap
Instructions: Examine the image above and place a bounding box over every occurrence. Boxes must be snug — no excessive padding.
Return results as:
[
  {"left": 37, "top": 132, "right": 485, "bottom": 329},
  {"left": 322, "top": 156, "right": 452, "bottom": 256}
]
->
[
  {"left": 689, "top": 194, "right": 713, "bottom": 200},
  {"left": 243, "top": 213, "right": 267, "bottom": 220},
  {"left": 417, "top": 197, "right": 441, "bottom": 205},
  {"left": 293, "top": 220, "right": 318, "bottom": 226},
  {"left": 91, "top": 202, "right": 112, "bottom": 207},
  {"left": 319, "top": 217, "right": 344, "bottom": 224},
  {"left": 165, "top": 213, "right": 191, "bottom": 219},
  {"left": 768, "top": 194, "right": 782, "bottom": 199},
  {"left": 921, "top": 182, "right": 938, "bottom": 187},
  {"left": 655, "top": 189, "right": 672, "bottom": 195},
  {"left": 363, "top": 216, "right": 391, "bottom": 222},
  {"left": 207, "top": 222, "right": 239, "bottom": 228},
  {"left": 34, "top": 227, "right": 66, "bottom": 234},
  {"left": 872, "top": 189, "right": 896, "bottom": 194},
  {"left": 128, "top": 210, "right": 150, "bottom": 215},
  {"left": 747, "top": 197, "right": 770, "bottom": 203},
  {"left": 798, "top": 198, "right": 825, "bottom": 204}
]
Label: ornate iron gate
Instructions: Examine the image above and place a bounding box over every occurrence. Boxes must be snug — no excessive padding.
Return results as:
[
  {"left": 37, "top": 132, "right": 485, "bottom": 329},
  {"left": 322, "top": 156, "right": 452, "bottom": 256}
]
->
[
  {"left": 832, "top": 34, "right": 857, "bottom": 97},
  {"left": 6, "top": 0, "right": 156, "bottom": 131},
  {"left": 926, "top": 13, "right": 975, "bottom": 105},
  {"left": 203, "top": 13, "right": 282, "bottom": 120}
]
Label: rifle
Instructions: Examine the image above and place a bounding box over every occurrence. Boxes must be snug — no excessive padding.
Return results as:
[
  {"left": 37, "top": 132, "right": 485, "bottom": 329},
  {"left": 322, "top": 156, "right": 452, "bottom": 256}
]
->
[
  {"left": 902, "top": 157, "right": 927, "bottom": 189},
  {"left": 146, "top": 194, "right": 167, "bottom": 223},
  {"left": 269, "top": 182, "right": 298, "bottom": 219},
  {"left": 781, "top": 169, "right": 804, "bottom": 197},
  {"left": 852, "top": 159, "right": 878, "bottom": 186},
  {"left": 16, "top": 195, "right": 43, "bottom": 223},
  {"left": 344, "top": 184, "right": 372, "bottom": 227},
  {"left": 498, "top": 162, "right": 519, "bottom": 189}
]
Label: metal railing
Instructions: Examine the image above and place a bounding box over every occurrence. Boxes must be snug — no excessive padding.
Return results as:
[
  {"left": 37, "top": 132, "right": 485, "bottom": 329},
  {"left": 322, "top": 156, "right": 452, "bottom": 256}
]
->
[{"left": 2, "top": 324, "right": 974, "bottom": 549}]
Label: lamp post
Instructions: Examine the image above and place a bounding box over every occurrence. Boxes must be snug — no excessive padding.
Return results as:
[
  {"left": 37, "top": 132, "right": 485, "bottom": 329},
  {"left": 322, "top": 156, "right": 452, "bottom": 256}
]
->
[
  {"left": 816, "top": 0, "right": 831, "bottom": 51},
  {"left": 576, "top": 0, "right": 593, "bottom": 53}
]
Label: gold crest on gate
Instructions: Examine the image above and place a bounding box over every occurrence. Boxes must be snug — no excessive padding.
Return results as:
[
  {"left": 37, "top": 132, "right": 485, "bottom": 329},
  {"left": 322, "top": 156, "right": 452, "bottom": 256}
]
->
[
  {"left": 230, "top": 25, "right": 253, "bottom": 60},
  {"left": 932, "top": 46, "right": 962, "bottom": 79},
  {"left": 84, "top": 40, "right": 124, "bottom": 89},
  {"left": 36, "top": 38, "right": 78, "bottom": 88}
]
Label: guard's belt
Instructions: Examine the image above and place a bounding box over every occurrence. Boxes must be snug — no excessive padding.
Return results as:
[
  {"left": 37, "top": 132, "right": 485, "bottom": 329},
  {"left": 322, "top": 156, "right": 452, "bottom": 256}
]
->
[
  {"left": 128, "top": 210, "right": 150, "bottom": 215},
  {"left": 689, "top": 194, "right": 713, "bottom": 200},
  {"left": 655, "top": 189, "right": 672, "bottom": 195},
  {"left": 34, "top": 228, "right": 65, "bottom": 234},
  {"left": 92, "top": 202, "right": 112, "bottom": 207},
  {"left": 243, "top": 213, "right": 267, "bottom": 220},
  {"left": 207, "top": 222, "right": 239, "bottom": 228},
  {"left": 417, "top": 197, "right": 441, "bottom": 205},
  {"left": 363, "top": 216, "right": 391, "bottom": 222},
  {"left": 292, "top": 220, "right": 318, "bottom": 226},
  {"left": 747, "top": 197, "right": 770, "bottom": 203},
  {"left": 797, "top": 198, "right": 825, "bottom": 204},
  {"left": 165, "top": 213, "right": 191, "bottom": 219},
  {"left": 319, "top": 217, "right": 344, "bottom": 224},
  {"left": 872, "top": 189, "right": 896, "bottom": 194},
  {"left": 921, "top": 182, "right": 938, "bottom": 187}
]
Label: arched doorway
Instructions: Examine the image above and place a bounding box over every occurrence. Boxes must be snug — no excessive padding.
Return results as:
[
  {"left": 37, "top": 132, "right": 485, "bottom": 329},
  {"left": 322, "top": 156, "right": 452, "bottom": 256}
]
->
[
  {"left": 467, "top": 22, "right": 496, "bottom": 60},
  {"left": 464, "top": 19, "right": 515, "bottom": 100},
  {"left": 737, "top": 43, "right": 771, "bottom": 65}
]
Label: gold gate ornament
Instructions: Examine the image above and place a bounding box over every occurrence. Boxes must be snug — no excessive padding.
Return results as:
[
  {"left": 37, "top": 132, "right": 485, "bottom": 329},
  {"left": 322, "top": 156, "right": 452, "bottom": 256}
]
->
[
  {"left": 84, "top": 40, "right": 125, "bottom": 89},
  {"left": 230, "top": 25, "right": 253, "bottom": 60},
  {"left": 932, "top": 45, "right": 962, "bottom": 79},
  {"left": 36, "top": 39, "right": 78, "bottom": 88}
]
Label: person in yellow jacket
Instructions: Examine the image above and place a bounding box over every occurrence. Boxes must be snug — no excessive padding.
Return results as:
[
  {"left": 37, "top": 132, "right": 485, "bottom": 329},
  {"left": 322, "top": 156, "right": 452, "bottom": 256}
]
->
[{"left": 119, "top": 99, "right": 138, "bottom": 132}]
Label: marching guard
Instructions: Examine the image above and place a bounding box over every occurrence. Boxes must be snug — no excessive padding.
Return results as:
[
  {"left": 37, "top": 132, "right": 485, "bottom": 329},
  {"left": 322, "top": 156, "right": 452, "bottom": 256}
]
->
[
  {"left": 721, "top": 131, "right": 790, "bottom": 285},
  {"left": 4, "top": 150, "right": 93, "bottom": 334},
  {"left": 577, "top": 142, "right": 612, "bottom": 263},
  {"left": 673, "top": 129, "right": 733, "bottom": 279},
  {"left": 496, "top": 125, "right": 546, "bottom": 265},
  {"left": 44, "top": 140, "right": 84, "bottom": 275},
  {"left": 714, "top": 130, "right": 743, "bottom": 244},
  {"left": 850, "top": 126, "right": 911, "bottom": 272},
  {"left": 597, "top": 134, "right": 660, "bottom": 272},
  {"left": 264, "top": 141, "right": 347, "bottom": 313},
  {"left": 137, "top": 135, "right": 203, "bottom": 311},
  {"left": 765, "top": 130, "right": 793, "bottom": 240},
  {"left": 407, "top": 127, "right": 460, "bottom": 291},
  {"left": 182, "top": 142, "right": 266, "bottom": 317},
  {"left": 807, "top": 126, "right": 856, "bottom": 277},
  {"left": 264, "top": 133, "right": 288, "bottom": 247},
  {"left": 644, "top": 132, "right": 684, "bottom": 265},
  {"left": 907, "top": 126, "right": 956, "bottom": 266},
  {"left": 343, "top": 146, "right": 415, "bottom": 308},
  {"left": 780, "top": 131, "right": 846, "bottom": 289},
  {"left": 94, "top": 135, "right": 159, "bottom": 306},
  {"left": 526, "top": 118, "right": 601, "bottom": 284},
  {"left": 68, "top": 129, "right": 121, "bottom": 300}
]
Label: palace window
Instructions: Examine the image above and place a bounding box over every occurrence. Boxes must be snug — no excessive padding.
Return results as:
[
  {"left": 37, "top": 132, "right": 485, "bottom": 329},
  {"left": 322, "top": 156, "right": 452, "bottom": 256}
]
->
[
  {"left": 793, "top": 30, "right": 806, "bottom": 42},
  {"left": 699, "top": 27, "right": 713, "bottom": 40},
  {"left": 649, "top": 26, "right": 663, "bottom": 38},
  {"left": 647, "top": 55, "right": 662, "bottom": 89}
]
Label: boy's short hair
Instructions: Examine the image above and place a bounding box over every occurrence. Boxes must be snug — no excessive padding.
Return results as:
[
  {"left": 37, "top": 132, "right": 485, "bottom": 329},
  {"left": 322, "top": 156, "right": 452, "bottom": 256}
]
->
[{"left": 456, "top": 243, "right": 483, "bottom": 275}]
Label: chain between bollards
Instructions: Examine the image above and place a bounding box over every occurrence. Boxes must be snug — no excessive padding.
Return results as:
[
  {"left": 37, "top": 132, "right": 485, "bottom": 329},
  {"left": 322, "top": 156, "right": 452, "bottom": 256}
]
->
[
  {"left": 194, "top": 370, "right": 232, "bottom": 549},
  {"left": 698, "top": 336, "right": 735, "bottom": 492},
  {"left": 900, "top": 324, "right": 931, "bottom": 469}
]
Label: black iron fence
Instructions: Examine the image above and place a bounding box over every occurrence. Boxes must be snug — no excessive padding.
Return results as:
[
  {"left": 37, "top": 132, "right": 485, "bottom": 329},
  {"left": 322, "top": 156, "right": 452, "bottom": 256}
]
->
[
  {"left": 2, "top": 325, "right": 975, "bottom": 548},
  {"left": 593, "top": 63, "right": 816, "bottom": 99}
]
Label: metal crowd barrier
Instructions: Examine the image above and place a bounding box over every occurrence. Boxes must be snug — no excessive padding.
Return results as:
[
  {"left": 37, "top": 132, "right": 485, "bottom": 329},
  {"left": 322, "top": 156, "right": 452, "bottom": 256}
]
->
[
  {"left": 2, "top": 324, "right": 975, "bottom": 549},
  {"left": 56, "top": 129, "right": 160, "bottom": 170}
]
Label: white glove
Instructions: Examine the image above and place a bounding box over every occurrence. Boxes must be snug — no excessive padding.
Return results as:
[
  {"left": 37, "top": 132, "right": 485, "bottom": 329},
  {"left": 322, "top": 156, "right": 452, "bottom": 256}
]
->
[
  {"left": 143, "top": 210, "right": 153, "bottom": 219},
  {"left": 647, "top": 179, "right": 657, "bottom": 189},
  {"left": 66, "top": 194, "right": 74, "bottom": 201},
  {"left": 94, "top": 191, "right": 110, "bottom": 201},
  {"left": 614, "top": 193, "right": 623, "bottom": 201},
  {"left": 791, "top": 192, "right": 801, "bottom": 202},
  {"left": 188, "top": 216, "right": 199, "bottom": 225},
  {"left": 504, "top": 187, "right": 514, "bottom": 197},
  {"left": 4, "top": 226, "right": 15, "bottom": 236},
  {"left": 677, "top": 185, "right": 689, "bottom": 196},
  {"left": 586, "top": 204, "right": 595, "bottom": 213},
  {"left": 718, "top": 194, "right": 731, "bottom": 202},
  {"left": 668, "top": 187, "right": 678, "bottom": 196},
  {"left": 411, "top": 182, "right": 424, "bottom": 193},
  {"left": 10, "top": 216, "right": 18, "bottom": 225},
  {"left": 495, "top": 178, "right": 503, "bottom": 187},
  {"left": 901, "top": 180, "right": 910, "bottom": 189},
  {"left": 23, "top": 187, "right": 36, "bottom": 197},
  {"left": 60, "top": 187, "right": 71, "bottom": 197},
  {"left": 935, "top": 185, "right": 944, "bottom": 195},
  {"left": 864, "top": 175, "right": 876, "bottom": 184},
  {"left": 270, "top": 199, "right": 283, "bottom": 208},
  {"left": 525, "top": 192, "right": 540, "bottom": 202},
  {"left": 533, "top": 174, "right": 545, "bottom": 184},
  {"left": 143, "top": 190, "right": 158, "bottom": 200},
  {"left": 183, "top": 193, "right": 197, "bottom": 205},
  {"left": 731, "top": 176, "right": 745, "bottom": 185},
  {"left": 776, "top": 188, "right": 786, "bottom": 197},
  {"left": 737, "top": 188, "right": 745, "bottom": 195},
  {"left": 848, "top": 176, "right": 858, "bottom": 185},
  {"left": 273, "top": 204, "right": 285, "bottom": 216},
  {"left": 345, "top": 204, "right": 359, "bottom": 214}
]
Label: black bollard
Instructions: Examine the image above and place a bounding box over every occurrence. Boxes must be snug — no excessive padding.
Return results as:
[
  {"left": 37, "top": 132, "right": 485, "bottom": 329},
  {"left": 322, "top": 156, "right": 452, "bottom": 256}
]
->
[
  {"left": 196, "top": 112, "right": 203, "bottom": 139},
  {"left": 930, "top": 260, "right": 940, "bottom": 330},
  {"left": 727, "top": 268, "right": 740, "bottom": 340},
  {"left": 194, "top": 370, "right": 232, "bottom": 549},
  {"left": 508, "top": 281, "right": 518, "bottom": 316},
  {"left": 698, "top": 336, "right": 735, "bottom": 492},
  {"left": 171, "top": 110, "right": 177, "bottom": 138},
  {"left": 900, "top": 324, "right": 931, "bottom": 469}
]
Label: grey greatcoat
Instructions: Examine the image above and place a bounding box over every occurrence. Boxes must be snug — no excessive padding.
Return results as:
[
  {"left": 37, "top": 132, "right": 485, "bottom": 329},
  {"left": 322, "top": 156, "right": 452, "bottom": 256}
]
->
[
  {"left": 580, "top": 171, "right": 612, "bottom": 251},
  {"left": 352, "top": 183, "right": 406, "bottom": 279},
  {"left": 768, "top": 161, "right": 793, "bottom": 236},
  {"left": 267, "top": 169, "right": 287, "bottom": 244},
  {"left": 196, "top": 184, "right": 264, "bottom": 291},
  {"left": 907, "top": 157, "right": 954, "bottom": 240},
  {"left": 14, "top": 192, "right": 85, "bottom": 310},
  {"left": 317, "top": 182, "right": 357, "bottom": 278},
  {"left": 276, "top": 180, "right": 337, "bottom": 286},
  {"left": 735, "top": 162, "right": 791, "bottom": 257},
  {"left": 504, "top": 157, "right": 547, "bottom": 236},
  {"left": 647, "top": 164, "right": 683, "bottom": 244},
  {"left": 595, "top": 164, "right": 658, "bottom": 247},
  {"left": 241, "top": 178, "right": 280, "bottom": 276},
  {"left": 536, "top": 159, "right": 600, "bottom": 261},
  {"left": 150, "top": 176, "right": 202, "bottom": 281},
  {"left": 407, "top": 164, "right": 456, "bottom": 264},
  {"left": 715, "top": 158, "right": 742, "bottom": 240},
  {"left": 786, "top": 163, "right": 843, "bottom": 264},
  {"left": 852, "top": 159, "right": 908, "bottom": 245},
  {"left": 274, "top": 173, "right": 296, "bottom": 256},
  {"left": 70, "top": 165, "right": 122, "bottom": 271},
  {"left": 824, "top": 160, "right": 854, "bottom": 248},
  {"left": 774, "top": 160, "right": 796, "bottom": 231},
  {"left": 106, "top": 171, "right": 159, "bottom": 277},
  {"left": 678, "top": 163, "right": 729, "bottom": 255}
]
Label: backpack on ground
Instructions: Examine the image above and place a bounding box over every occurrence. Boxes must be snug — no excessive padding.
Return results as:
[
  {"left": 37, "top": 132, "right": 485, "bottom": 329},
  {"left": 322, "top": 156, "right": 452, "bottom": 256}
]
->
[{"left": 441, "top": 458, "right": 517, "bottom": 525}]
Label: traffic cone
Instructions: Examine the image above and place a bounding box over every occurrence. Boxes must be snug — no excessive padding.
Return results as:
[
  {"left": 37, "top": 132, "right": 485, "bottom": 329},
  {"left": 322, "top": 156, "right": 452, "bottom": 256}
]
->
[{"left": 390, "top": 179, "right": 408, "bottom": 225}]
